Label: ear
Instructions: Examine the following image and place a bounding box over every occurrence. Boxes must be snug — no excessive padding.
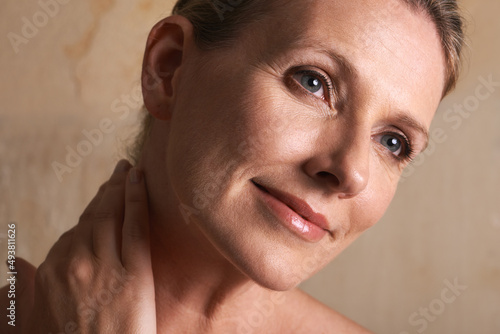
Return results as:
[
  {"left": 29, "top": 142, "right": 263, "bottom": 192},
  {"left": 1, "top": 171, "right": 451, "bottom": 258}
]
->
[{"left": 141, "top": 16, "right": 193, "bottom": 120}]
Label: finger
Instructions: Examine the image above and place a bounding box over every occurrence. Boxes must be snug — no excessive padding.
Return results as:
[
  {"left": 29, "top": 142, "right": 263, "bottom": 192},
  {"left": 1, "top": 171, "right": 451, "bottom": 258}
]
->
[
  {"left": 91, "top": 160, "right": 132, "bottom": 259},
  {"left": 44, "top": 228, "right": 75, "bottom": 262},
  {"left": 72, "top": 160, "right": 131, "bottom": 259},
  {"left": 67, "top": 182, "right": 107, "bottom": 262},
  {"left": 121, "top": 167, "right": 151, "bottom": 273},
  {"left": 79, "top": 160, "right": 130, "bottom": 222}
]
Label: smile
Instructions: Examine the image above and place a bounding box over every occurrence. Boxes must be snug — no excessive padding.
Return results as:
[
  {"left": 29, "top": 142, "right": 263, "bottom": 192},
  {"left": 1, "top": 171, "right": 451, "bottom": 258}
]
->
[{"left": 252, "top": 180, "right": 333, "bottom": 243}]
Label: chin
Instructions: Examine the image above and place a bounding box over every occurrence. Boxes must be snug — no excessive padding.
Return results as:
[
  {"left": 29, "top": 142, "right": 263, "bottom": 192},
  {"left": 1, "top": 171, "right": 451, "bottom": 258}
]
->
[
  {"left": 204, "top": 221, "right": 330, "bottom": 292},
  {"left": 230, "top": 251, "right": 310, "bottom": 291},
  {"left": 253, "top": 270, "right": 307, "bottom": 292}
]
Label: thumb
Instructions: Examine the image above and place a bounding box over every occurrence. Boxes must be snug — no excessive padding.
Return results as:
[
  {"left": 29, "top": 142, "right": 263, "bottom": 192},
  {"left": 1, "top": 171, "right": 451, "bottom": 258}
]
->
[{"left": 121, "top": 167, "right": 152, "bottom": 273}]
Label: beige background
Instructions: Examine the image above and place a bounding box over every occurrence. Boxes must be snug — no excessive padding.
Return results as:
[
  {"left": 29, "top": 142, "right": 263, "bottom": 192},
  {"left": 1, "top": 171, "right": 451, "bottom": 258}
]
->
[{"left": 1, "top": 0, "right": 498, "bottom": 333}]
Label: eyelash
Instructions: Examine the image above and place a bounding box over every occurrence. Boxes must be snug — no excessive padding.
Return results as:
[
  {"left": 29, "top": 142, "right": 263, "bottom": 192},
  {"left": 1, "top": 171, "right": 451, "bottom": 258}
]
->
[{"left": 400, "top": 135, "right": 415, "bottom": 162}]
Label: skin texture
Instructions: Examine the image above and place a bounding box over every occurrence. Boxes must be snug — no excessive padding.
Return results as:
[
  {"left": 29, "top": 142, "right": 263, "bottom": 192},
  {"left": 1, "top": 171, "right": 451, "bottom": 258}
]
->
[
  {"left": 139, "top": 0, "right": 445, "bottom": 331},
  {"left": 0, "top": 0, "right": 446, "bottom": 333}
]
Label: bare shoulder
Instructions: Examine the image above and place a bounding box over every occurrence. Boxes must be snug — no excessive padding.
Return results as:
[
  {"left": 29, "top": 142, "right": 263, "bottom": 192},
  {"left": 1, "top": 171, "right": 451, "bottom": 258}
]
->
[{"left": 275, "top": 288, "right": 374, "bottom": 334}]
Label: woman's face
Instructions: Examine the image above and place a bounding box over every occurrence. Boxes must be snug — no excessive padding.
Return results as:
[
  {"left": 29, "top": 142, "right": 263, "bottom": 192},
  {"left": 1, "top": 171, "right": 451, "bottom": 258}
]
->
[{"left": 163, "top": 0, "right": 445, "bottom": 290}]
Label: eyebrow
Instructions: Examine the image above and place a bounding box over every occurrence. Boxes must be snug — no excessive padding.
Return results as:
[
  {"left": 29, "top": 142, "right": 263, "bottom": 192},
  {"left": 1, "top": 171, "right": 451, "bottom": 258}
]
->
[
  {"left": 301, "top": 37, "right": 358, "bottom": 77},
  {"left": 319, "top": 48, "right": 358, "bottom": 77}
]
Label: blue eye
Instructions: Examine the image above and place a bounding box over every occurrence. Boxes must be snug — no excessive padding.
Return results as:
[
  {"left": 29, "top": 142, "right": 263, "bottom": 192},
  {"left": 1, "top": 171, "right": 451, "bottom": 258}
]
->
[
  {"left": 374, "top": 133, "right": 415, "bottom": 163},
  {"left": 380, "top": 134, "right": 403, "bottom": 156},
  {"left": 293, "top": 72, "right": 326, "bottom": 99}
]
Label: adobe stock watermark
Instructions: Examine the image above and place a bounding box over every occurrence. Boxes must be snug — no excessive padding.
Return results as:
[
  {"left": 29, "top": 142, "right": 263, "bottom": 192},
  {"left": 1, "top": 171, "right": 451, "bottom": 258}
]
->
[
  {"left": 7, "top": 0, "right": 73, "bottom": 54},
  {"left": 399, "top": 277, "right": 468, "bottom": 334},
  {"left": 51, "top": 67, "right": 163, "bottom": 182},
  {"left": 50, "top": 88, "right": 140, "bottom": 183},
  {"left": 401, "top": 74, "right": 499, "bottom": 182}
]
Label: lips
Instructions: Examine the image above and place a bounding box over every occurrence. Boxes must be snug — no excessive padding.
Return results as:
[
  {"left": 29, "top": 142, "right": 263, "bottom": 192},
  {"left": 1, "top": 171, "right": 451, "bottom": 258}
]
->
[{"left": 252, "top": 180, "right": 333, "bottom": 242}]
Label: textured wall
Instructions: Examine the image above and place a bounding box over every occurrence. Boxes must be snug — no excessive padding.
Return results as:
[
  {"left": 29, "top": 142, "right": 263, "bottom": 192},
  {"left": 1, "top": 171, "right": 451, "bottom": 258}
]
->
[{"left": 1, "top": 1, "right": 498, "bottom": 333}]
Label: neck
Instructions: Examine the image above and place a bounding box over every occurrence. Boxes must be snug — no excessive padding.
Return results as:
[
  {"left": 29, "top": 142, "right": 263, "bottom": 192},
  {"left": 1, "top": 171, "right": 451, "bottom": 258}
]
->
[{"left": 136, "top": 128, "right": 276, "bottom": 333}]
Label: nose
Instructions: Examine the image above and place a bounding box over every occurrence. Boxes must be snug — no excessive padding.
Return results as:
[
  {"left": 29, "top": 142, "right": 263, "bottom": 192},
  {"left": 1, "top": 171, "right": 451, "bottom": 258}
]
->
[{"left": 303, "top": 130, "right": 370, "bottom": 198}]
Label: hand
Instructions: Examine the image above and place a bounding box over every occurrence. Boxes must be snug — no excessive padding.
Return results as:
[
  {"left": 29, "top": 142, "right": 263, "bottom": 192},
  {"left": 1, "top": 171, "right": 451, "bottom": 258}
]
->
[{"left": 25, "top": 160, "right": 156, "bottom": 334}]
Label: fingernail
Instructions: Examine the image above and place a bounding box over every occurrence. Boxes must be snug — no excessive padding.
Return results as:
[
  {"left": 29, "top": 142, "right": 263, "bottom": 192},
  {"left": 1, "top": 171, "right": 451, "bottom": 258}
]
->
[
  {"left": 114, "top": 160, "right": 130, "bottom": 173},
  {"left": 129, "top": 168, "right": 141, "bottom": 184}
]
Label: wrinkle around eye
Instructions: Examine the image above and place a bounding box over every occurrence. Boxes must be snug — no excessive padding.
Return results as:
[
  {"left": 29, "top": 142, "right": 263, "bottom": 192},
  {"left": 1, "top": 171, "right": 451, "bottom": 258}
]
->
[
  {"left": 371, "top": 139, "right": 410, "bottom": 177},
  {"left": 285, "top": 75, "right": 337, "bottom": 119},
  {"left": 250, "top": 61, "right": 338, "bottom": 120}
]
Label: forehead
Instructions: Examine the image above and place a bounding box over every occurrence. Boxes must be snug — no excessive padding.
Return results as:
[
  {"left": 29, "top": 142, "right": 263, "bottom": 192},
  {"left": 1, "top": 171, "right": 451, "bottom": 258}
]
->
[{"left": 249, "top": 0, "right": 446, "bottom": 126}]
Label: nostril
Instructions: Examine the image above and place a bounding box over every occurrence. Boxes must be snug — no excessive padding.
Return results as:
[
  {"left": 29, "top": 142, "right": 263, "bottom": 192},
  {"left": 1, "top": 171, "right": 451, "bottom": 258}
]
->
[
  {"left": 316, "top": 171, "right": 340, "bottom": 187},
  {"left": 317, "top": 171, "right": 330, "bottom": 178},
  {"left": 303, "top": 154, "right": 369, "bottom": 197}
]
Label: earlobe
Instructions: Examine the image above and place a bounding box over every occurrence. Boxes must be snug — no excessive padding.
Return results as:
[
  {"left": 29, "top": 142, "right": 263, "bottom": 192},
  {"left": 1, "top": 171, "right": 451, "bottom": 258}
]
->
[{"left": 141, "top": 16, "right": 193, "bottom": 121}]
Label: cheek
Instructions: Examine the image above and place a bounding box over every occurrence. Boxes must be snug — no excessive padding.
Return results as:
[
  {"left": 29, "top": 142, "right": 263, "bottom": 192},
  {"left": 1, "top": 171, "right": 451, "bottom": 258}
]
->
[
  {"left": 237, "top": 80, "right": 325, "bottom": 166},
  {"left": 166, "top": 71, "right": 252, "bottom": 196}
]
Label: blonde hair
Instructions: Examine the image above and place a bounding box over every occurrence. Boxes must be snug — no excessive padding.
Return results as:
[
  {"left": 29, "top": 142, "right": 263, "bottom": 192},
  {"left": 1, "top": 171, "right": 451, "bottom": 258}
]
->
[{"left": 129, "top": 0, "right": 465, "bottom": 164}]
